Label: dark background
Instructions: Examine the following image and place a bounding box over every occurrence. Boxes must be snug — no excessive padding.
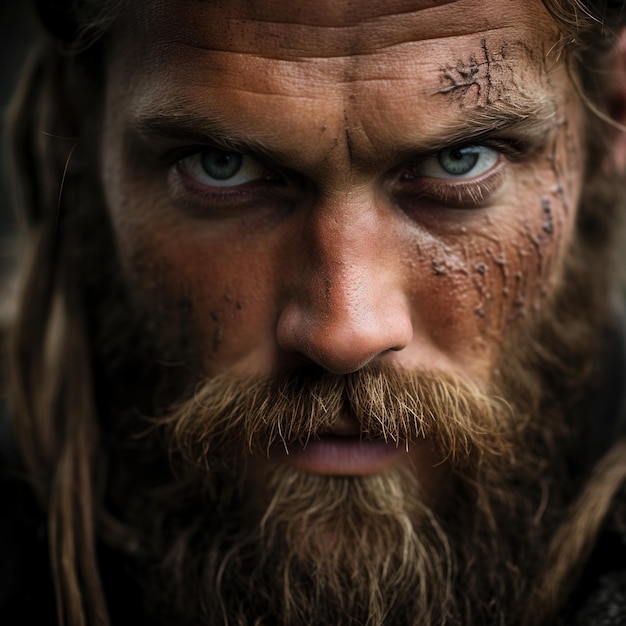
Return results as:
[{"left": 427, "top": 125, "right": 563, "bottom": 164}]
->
[{"left": 1, "top": 3, "right": 38, "bottom": 270}]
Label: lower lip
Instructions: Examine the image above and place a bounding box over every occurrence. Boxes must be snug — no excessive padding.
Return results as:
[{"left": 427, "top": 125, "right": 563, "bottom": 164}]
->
[{"left": 274, "top": 436, "right": 408, "bottom": 476}]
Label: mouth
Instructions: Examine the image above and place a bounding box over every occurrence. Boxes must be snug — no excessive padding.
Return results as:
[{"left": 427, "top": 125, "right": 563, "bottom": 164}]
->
[{"left": 271, "top": 414, "right": 410, "bottom": 476}]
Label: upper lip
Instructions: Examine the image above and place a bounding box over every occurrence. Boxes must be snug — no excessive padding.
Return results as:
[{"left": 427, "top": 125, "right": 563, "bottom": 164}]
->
[{"left": 321, "top": 413, "right": 362, "bottom": 438}]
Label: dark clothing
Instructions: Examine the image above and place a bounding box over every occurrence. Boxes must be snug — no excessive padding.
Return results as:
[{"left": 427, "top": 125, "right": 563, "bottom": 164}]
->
[{"left": 571, "top": 530, "right": 626, "bottom": 625}]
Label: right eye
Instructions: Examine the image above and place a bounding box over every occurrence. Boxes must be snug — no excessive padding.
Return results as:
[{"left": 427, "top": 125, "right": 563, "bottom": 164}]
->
[
  {"left": 414, "top": 145, "right": 500, "bottom": 180},
  {"left": 178, "top": 148, "right": 272, "bottom": 188}
]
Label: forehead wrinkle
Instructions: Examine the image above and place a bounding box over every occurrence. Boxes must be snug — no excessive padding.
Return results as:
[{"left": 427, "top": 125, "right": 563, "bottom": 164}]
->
[
  {"left": 126, "top": 32, "right": 563, "bottom": 148},
  {"left": 123, "top": 0, "right": 558, "bottom": 61},
  {"left": 190, "top": 0, "right": 461, "bottom": 25},
  {"left": 146, "top": 29, "right": 542, "bottom": 103},
  {"left": 168, "top": 25, "right": 516, "bottom": 62}
]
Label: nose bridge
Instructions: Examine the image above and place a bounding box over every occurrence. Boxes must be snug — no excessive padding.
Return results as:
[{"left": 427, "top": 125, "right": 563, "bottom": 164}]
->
[
  {"left": 276, "top": 190, "right": 413, "bottom": 373},
  {"left": 316, "top": 192, "right": 382, "bottom": 297}
]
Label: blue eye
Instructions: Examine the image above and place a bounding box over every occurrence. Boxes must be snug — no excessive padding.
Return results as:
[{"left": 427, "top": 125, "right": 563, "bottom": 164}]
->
[
  {"left": 201, "top": 150, "right": 242, "bottom": 180},
  {"left": 179, "top": 148, "right": 270, "bottom": 188},
  {"left": 417, "top": 145, "right": 499, "bottom": 179}
]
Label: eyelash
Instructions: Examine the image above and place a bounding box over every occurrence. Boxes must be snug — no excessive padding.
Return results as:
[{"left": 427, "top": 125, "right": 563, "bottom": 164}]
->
[
  {"left": 395, "top": 139, "right": 523, "bottom": 209},
  {"left": 169, "top": 140, "right": 518, "bottom": 212},
  {"left": 398, "top": 167, "right": 506, "bottom": 210},
  {"left": 169, "top": 149, "right": 288, "bottom": 210}
]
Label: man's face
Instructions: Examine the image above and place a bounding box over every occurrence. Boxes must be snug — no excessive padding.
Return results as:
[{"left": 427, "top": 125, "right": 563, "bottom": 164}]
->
[
  {"left": 91, "top": 1, "right": 605, "bottom": 622},
  {"left": 100, "top": 1, "right": 581, "bottom": 482}
]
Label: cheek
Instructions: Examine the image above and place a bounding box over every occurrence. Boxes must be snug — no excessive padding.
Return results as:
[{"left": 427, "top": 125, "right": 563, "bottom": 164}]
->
[
  {"left": 405, "top": 123, "right": 581, "bottom": 373},
  {"left": 402, "top": 234, "right": 497, "bottom": 373},
  {"left": 112, "top": 220, "right": 283, "bottom": 373},
  {"left": 503, "top": 119, "right": 582, "bottom": 319}
]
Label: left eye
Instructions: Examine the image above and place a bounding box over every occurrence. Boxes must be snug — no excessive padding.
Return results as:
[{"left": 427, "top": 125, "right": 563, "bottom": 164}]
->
[
  {"left": 178, "top": 148, "right": 270, "bottom": 188},
  {"left": 416, "top": 145, "right": 499, "bottom": 179}
]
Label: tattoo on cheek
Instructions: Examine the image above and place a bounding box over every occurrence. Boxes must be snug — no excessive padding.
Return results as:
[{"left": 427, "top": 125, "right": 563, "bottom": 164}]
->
[
  {"left": 479, "top": 243, "right": 544, "bottom": 327},
  {"left": 512, "top": 270, "right": 527, "bottom": 319},
  {"left": 544, "top": 118, "right": 577, "bottom": 274}
]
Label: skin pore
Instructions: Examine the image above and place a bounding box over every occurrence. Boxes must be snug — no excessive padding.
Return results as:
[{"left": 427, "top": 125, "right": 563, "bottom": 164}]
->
[{"left": 84, "top": 0, "right": 601, "bottom": 623}]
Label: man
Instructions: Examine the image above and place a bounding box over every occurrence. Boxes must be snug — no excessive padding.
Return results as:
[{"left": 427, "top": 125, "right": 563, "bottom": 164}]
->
[{"left": 3, "top": 0, "right": 626, "bottom": 623}]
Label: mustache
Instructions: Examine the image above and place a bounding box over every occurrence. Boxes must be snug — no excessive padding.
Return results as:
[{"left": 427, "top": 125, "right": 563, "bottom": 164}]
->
[{"left": 155, "top": 363, "right": 515, "bottom": 471}]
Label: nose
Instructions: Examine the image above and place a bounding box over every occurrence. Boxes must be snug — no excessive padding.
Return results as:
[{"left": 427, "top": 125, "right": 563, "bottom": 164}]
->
[{"left": 276, "top": 193, "right": 413, "bottom": 374}]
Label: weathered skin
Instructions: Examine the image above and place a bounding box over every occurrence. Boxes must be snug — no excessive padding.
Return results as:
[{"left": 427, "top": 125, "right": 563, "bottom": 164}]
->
[{"left": 99, "top": 0, "right": 584, "bottom": 481}]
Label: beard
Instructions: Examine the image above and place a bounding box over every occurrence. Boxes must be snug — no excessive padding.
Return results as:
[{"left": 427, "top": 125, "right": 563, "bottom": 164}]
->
[
  {"left": 104, "top": 365, "right": 562, "bottom": 626},
  {"left": 136, "top": 365, "right": 519, "bottom": 625},
  {"left": 98, "top": 249, "right": 604, "bottom": 626}
]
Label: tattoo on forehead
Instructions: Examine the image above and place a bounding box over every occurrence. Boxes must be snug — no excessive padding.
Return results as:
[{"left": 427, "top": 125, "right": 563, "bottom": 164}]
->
[{"left": 438, "top": 39, "right": 520, "bottom": 108}]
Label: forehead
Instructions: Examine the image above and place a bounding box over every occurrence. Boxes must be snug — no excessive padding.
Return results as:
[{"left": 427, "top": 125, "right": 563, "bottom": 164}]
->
[
  {"left": 118, "top": 0, "right": 556, "bottom": 51},
  {"left": 105, "top": 0, "right": 565, "bottom": 170},
  {"left": 112, "top": 0, "right": 558, "bottom": 70}
]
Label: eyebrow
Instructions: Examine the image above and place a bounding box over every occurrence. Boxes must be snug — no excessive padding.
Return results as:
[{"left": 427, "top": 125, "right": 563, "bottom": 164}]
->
[
  {"left": 132, "top": 111, "right": 273, "bottom": 156},
  {"left": 415, "top": 99, "right": 559, "bottom": 156},
  {"left": 130, "top": 97, "right": 559, "bottom": 165}
]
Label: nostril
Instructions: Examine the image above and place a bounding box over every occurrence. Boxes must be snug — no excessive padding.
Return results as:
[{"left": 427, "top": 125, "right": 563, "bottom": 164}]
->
[{"left": 276, "top": 298, "right": 413, "bottom": 374}]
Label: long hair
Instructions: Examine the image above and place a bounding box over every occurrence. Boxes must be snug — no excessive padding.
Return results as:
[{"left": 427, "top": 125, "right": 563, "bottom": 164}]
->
[
  {"left": 4, "top": 2, "right": 626, "bottom": 625},
  {"left": 6, "top": 41, "right": 111, "bottom": 625}
]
